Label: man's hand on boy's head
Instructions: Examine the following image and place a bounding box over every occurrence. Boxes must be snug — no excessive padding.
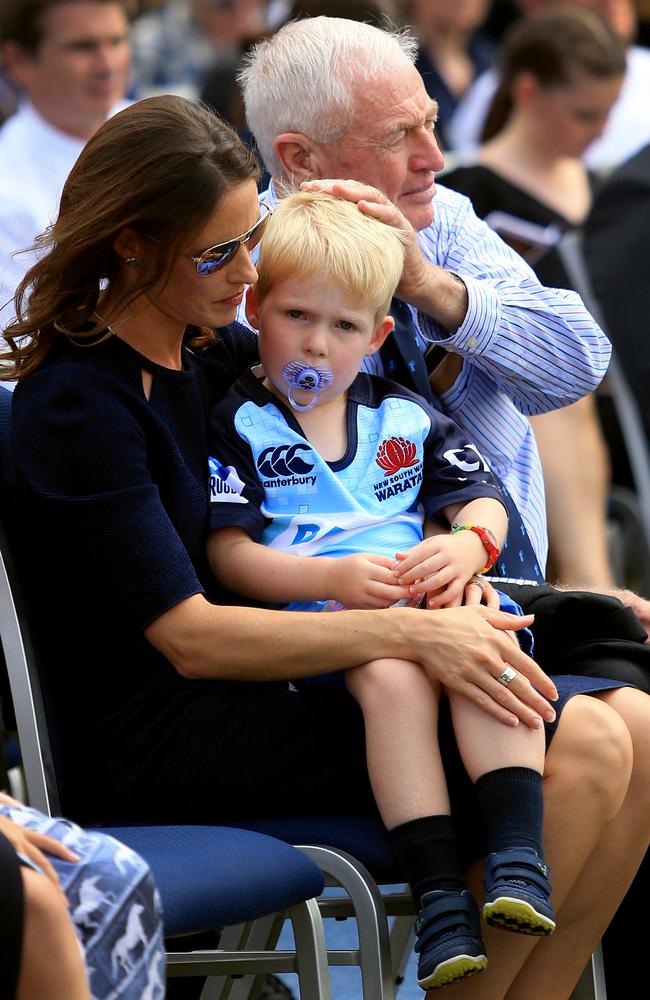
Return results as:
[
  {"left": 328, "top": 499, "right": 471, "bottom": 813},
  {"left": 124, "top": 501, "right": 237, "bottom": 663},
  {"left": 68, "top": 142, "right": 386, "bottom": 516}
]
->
[
  {"left": 393, "top": 532, "right": 489, "bottom": 609},
  {"left": 299, "top": 178, "right": 430, "bottom": 305}
]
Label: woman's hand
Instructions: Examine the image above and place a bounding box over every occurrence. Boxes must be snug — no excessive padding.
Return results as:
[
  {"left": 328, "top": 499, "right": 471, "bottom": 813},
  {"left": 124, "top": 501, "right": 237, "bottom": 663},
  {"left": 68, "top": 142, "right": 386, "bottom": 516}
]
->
[
  {"left": 0, "top": 809, "right": 79, "bottom": 898},
  {"left": 462, "top": 575, "right": 501, "bottom": 609},
  {"left": 392, "top": 603, "right": 558, "bottom": 729},
  {"left": 327, "top": 553, "right": 412, "bottom": 609}
]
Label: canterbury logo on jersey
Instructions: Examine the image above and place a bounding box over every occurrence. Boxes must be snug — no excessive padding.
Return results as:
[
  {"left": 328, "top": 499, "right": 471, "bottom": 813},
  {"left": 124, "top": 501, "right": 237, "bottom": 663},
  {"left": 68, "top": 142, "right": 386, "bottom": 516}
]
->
[
  {"left": 208, "top": 456, "right": 248, "bottom": 504},
  {"left": 257, "top": 443, "right": 317, "bottom": 488}
]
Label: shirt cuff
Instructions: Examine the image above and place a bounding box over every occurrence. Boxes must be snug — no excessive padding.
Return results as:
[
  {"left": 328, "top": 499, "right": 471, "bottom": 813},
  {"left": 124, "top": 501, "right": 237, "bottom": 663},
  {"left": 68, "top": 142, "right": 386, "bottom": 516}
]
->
[{"left": 417, "top": 273, "right": 501, "bottom": 356}]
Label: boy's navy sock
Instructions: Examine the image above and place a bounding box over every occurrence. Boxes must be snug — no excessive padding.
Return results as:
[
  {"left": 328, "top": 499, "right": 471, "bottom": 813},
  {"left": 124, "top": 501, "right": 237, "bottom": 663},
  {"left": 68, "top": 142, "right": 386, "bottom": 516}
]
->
[
  {"left": 389, "top": 814, "right": 465, "bottom": 908},
  {"left": 475, "top": 766, "right": 544, "bottom": 857}
]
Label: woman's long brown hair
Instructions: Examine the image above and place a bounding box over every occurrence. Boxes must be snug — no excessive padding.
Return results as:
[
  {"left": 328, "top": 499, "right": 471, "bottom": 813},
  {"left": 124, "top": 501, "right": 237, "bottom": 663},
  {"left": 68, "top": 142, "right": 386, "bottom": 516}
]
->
[{"left": 1, "top": 94, "right": 259, "bottom": 380}]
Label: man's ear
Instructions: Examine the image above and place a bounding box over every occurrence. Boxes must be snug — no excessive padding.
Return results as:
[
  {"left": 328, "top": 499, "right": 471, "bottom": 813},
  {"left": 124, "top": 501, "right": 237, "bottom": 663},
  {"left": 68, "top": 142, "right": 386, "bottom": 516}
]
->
[
  {"left": 367, "top": 316, "right": 395, "bottom": 355},
  {"left": 1, "top": 41, "right": 33, "bottom": 89},
  {"left": 273, "top": 132, "right": 322, "bottom": 181},
  {"left": 245, "top": 286, "right": 261, "bottom": 330}
]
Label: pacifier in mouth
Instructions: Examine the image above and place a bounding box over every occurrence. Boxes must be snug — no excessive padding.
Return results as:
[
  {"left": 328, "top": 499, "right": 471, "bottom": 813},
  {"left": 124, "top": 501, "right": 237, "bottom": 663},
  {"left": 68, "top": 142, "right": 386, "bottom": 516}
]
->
[{"left": 281, "top": 361, "right": 334, "bottom": 412}]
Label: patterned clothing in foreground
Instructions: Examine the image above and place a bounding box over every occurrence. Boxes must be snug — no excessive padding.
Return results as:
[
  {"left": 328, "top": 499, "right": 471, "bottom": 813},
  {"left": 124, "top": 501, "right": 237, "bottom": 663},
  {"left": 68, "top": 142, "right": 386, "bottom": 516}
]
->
[{"left": 0, "top": 801, "right": 165, "bottom": 999}]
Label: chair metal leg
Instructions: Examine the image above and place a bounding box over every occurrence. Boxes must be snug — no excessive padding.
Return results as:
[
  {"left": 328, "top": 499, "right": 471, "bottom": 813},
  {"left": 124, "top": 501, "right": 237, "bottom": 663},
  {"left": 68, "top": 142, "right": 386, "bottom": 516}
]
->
[
  {"left": 197, "top": 899, "right": 331, "bottom": 1000},
  {"left": 290, "top": 898, "right": 333, "bottom": 1000},
  {"left": 298, "top": 844, "right": 396, "bottom": 1000},
  {"left": 200, "top": 920, "right": 271, "bottom": 1000},
  {"left": 388, "top": 913, "right": 416, "bottom": 988},
  {"left": 570, "top": 944, "right": 607, "bottom": 1000}
]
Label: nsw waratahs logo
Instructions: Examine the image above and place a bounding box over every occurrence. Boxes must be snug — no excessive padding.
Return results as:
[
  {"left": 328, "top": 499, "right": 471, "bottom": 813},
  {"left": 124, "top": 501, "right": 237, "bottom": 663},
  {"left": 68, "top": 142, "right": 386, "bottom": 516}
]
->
[{"left": 376, "top": 437, "right": 419, "bottom": 476}]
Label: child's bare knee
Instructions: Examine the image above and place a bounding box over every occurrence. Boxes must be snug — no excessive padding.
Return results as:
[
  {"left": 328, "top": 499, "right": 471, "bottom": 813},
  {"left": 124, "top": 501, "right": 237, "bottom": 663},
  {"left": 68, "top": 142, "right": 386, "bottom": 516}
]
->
[{"left": 347, "top": 657, "right": 437, "bottom": 706}]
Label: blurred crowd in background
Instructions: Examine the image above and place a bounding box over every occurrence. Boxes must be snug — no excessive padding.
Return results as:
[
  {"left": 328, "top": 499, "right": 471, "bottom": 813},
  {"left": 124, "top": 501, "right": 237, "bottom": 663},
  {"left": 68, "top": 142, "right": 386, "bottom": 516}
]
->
[{"left": 3, "top": 2, "right": 650, "bottom": 164}]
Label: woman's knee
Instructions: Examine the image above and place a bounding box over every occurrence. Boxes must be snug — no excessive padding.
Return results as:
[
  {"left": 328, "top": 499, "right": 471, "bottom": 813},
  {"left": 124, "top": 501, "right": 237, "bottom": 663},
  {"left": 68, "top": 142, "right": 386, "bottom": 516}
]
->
[
  {"left": 548, "top": 695, "right": 633, "bottom": 814},
  {"left": 598, "top": 687, "right": 650, "bottom": 803}
]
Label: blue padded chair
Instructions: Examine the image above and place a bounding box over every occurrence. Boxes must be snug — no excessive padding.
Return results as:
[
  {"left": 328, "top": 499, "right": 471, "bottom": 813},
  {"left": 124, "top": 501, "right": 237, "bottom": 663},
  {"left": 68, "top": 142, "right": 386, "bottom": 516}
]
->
[{"left": 0, "top": 384, "right": 331, "bottom": 999}]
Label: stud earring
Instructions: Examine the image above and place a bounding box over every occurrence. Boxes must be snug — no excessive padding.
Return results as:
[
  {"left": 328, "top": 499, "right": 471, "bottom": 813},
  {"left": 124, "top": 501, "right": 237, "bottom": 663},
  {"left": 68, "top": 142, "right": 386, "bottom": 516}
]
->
[{"left": 122, "top": 256, "right": 137, "bottom": 265}]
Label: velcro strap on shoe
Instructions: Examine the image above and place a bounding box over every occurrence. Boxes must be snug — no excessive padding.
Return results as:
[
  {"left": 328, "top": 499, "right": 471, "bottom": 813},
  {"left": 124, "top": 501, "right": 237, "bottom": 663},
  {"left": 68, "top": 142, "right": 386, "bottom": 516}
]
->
[
  {"left": 485, "top": 849, "right": 552, "bottom": 893},
  {"left": 414, "top": 893, "right": 478, "bottom": 953}
]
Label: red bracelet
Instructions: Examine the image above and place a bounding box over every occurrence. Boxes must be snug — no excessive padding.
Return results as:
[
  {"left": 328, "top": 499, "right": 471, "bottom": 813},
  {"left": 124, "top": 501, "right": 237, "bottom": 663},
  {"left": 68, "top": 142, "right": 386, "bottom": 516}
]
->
[{"left": 451, "top": 523, "right": 501, "bottom": 573}]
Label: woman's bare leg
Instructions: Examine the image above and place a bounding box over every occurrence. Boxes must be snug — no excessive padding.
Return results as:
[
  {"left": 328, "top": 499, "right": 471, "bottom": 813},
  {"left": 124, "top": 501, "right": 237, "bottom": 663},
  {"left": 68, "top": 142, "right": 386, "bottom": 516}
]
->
[
  {"left": 17, "top": 868, "right": 90, "bottom": 1000},
  {"left": 507, "top": 687, "right": 650, "bottom": 1000},
  {"left": 346, "top": 657, "right": 447, "bottom": 827},
  {"left": 425, "top": 694, "right": 634, "bottom": 999}
]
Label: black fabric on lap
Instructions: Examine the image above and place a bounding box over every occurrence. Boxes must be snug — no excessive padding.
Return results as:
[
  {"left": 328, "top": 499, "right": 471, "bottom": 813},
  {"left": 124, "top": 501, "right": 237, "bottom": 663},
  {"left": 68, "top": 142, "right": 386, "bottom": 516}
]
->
[{"left": 498, "top": 583, "right": 650, "bottom": 695}]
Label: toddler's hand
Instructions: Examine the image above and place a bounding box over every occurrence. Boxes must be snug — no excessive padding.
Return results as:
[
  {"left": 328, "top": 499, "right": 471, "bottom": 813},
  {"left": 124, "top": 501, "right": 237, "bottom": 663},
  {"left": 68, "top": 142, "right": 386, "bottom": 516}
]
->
[
  {"left": 328, "top": 553, "right": 412, "bottom": 609},
  {"left": 393, "top": 531, "right": 487, "bottom": 608}
]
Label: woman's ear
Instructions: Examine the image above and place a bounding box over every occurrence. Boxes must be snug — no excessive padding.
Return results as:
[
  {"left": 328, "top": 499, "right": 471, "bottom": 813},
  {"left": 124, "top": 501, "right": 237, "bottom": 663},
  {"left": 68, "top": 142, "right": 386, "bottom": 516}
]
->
[
  {"left": 112, "top": 227, "right": 144, "bottom": 265},
  {"left": 511, "top": 71, "right": 542, "bottom": 109},
  {"left": 367, "top": 316, "right": 395, "bottom": 355},
  {"left": 245, "top": 285, "right": 262, "bottom": 330},
  {"left": 273, "top": 133, "right": 322, "bottom": 181}
]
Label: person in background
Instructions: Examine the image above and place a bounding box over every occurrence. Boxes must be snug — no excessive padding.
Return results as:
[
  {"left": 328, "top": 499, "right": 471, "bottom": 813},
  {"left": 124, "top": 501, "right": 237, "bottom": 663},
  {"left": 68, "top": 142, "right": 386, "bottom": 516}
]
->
[
  {"left": 130, "top": 0, "right": 273, "bottom": 100},
  {"left": 441, "top": 4, "right": 625, "bottom": 587},
  {"left": 448, "top": 0, "right": 650, "bottom": 172},
  {"left": 408, "top": 0, "right": 497, "bottom": 150},
  {"left": 0, "top": 0, "right": 132, "bottom": 329},
  {"left": 584, "top": 141, "right": 650, "bottom": 444},
  {"left": 581, "top": 152, "right": 650, "bottom": 1000}
]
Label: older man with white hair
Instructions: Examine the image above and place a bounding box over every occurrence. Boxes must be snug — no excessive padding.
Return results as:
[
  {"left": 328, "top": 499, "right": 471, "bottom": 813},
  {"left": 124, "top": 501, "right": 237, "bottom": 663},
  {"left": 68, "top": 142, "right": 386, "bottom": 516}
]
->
[{"left": 238, "top": 14, "right": 610, "bottom": 583}]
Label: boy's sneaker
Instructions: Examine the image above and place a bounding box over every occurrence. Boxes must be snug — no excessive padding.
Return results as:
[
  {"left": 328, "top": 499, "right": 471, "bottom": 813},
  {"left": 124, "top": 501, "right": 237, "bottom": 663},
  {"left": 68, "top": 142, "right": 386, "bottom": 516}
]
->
[
  {"left": 483, "top": 847, "right": 556, "bottom": 936},
  {"left": 414, "top": 889, "right": 487, "bottom": 990}
]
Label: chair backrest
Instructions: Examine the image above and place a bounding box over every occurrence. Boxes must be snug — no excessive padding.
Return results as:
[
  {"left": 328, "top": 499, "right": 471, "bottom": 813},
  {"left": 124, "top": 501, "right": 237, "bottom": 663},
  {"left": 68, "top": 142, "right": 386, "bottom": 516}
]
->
[{"left": 0, "top": 385, "right": 62, "bottom": 813}]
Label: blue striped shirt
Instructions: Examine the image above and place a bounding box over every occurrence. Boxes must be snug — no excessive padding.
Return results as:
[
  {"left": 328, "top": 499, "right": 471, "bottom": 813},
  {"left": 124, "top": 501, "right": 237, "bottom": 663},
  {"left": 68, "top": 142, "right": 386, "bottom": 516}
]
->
[{"left": 252, "top": 181, "right": 611, "bottom": 571}]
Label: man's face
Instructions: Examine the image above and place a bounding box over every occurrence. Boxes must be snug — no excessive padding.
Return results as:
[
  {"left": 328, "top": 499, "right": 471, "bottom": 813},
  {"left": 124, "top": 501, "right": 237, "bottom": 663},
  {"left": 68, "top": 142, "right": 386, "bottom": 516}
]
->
[
  {"left": 309, "top": 64, "right": 445, "bottom": 232},
  {"left": 13, "top": 2, "right": 131, "bottom": 138}
]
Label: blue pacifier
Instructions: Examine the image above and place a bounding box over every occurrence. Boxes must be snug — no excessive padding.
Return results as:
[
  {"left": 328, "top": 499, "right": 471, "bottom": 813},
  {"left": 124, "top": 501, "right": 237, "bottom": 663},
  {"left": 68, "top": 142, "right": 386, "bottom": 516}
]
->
[{"left": 281, "top": 361, "right": 334, "bottom": 412}]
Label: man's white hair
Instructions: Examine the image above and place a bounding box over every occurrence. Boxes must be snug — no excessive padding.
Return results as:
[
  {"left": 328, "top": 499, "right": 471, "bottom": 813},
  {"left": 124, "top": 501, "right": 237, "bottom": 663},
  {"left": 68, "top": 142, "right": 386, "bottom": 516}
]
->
[{"left": 238, "top": 16, "right": 418, "bottom": 176}]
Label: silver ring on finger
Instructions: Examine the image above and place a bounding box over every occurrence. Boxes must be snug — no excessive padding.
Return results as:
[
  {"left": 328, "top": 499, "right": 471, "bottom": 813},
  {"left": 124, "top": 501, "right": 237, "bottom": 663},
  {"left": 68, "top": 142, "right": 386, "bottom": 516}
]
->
[
  {"left": 469, "top": 575, "right": 486, "bottom": 592},
  {"left": 498, "top": 665, "right": 517, "bottom": 687}
]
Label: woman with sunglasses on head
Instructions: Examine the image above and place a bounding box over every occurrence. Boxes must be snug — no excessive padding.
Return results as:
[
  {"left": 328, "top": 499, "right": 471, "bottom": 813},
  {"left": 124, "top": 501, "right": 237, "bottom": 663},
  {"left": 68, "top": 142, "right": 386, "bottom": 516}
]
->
[{"left": 0, "top": 98, "right": 648, "bottom": 1000}]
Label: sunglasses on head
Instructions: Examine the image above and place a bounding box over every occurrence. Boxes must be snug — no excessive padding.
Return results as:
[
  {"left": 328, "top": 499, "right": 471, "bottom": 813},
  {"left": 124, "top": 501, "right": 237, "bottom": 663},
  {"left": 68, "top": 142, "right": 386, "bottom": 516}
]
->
[{"left": 187, "top": 202, "right": 272, "bottom": 276}]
